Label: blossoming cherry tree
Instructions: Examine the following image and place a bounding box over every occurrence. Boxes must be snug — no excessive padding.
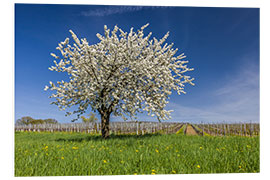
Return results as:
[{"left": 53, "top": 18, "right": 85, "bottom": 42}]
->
[{"left": 45, "top": 24, "right": 194, "bottom": 138}]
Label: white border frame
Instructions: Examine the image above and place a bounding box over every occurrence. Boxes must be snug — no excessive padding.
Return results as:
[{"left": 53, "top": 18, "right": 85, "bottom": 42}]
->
[{"left": 1, "top": 0, "right": 269, "bottom": 180}]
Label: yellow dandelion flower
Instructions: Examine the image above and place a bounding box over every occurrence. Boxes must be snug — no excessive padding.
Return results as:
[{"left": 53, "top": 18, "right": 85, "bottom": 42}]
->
[
  {"left": 151, "top": 172, "right": 156, "bottom": 175},
  {"left": 134, "top": 173, "right": 137, "bottom": 175},
  {"left": 197, "top": 165, "right": 200, "bottom": 168},
  {"left": 72, "top": 147, "right": 79, "bottom": 150},
  {"left": 199, "top": 147, "right": 203, "bottom": 150},
  {"left": 135, "top": 150, "right": 139, "bottom": 152},
  {"left": 42, "top": 146, "right": 48, "bottom": 151},
  {"left": 155, "top": 149, "right": 159, "bottom": 153},
  {"left": 239, "top": 165, "right": 242, "bottom": 169},
  {"left": 172, "top": 170, "right": 176, "bottom": 174},
  {"left": 61, "top": 157, "right": 64, "bottom": 160},
  {"left": 103, "top": 160, "right": 107, "bottom": 163},
  {"left": 152, "top": 169, "right": 156, "bottom": 172}
]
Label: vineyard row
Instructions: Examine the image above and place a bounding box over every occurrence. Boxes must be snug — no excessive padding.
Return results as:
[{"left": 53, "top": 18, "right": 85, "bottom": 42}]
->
[{"left": 15, "top": 122, "right": 260, "bottom": 136}]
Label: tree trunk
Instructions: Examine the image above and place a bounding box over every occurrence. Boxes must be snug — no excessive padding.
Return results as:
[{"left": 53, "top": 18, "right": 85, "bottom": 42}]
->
[{"left": 101, "top": 111, "right": 110, "bottom": 139}]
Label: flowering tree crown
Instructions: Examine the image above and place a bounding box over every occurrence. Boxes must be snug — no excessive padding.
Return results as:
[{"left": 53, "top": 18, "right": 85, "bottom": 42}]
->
[{"left": 45, "top": 24, "right": 194, "bottom": 121}]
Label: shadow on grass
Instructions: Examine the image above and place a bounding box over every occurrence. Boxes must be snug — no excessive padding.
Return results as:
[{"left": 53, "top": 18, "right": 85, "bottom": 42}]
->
[{"left": 55, "top": 133, "right": 162, "bottom": 142}]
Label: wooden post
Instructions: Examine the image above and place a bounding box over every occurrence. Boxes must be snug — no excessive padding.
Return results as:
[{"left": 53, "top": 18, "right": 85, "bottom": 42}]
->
[
  {"left": 251, "top": 123, "right": 254, "bottom": 136},
  {"left": 201, "top": 122, "right": 204, "bottom": 136},
  {"left": 136, "top": 122, "right": 139, "bottom": 135},
  {"left": 240, "top": 123, "right": 243, "bottom": 136},
  {"left": 249, "top": 123, "right": 251, "bottom": 136}
]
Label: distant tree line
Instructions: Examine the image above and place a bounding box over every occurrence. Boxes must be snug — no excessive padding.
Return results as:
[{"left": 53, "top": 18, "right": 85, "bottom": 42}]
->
[{"left": 15, "top": 116, "right": 58, "bottom": 125}]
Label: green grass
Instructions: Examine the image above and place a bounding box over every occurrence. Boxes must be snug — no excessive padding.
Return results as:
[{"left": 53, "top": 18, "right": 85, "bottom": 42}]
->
[{"left": 15, "top": 131, "right": 259, "bottom": 176}]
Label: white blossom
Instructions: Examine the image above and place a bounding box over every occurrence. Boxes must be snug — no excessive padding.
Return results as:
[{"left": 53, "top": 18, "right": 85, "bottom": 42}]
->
[
  {"left": 45, "top": 24, "right": 194, "bottom": 121},
  {"left": 44, "top": 85, "right": 49, "bottom": 91}
]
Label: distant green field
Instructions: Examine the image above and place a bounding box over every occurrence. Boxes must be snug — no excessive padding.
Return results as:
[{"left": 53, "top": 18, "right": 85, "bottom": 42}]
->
[{"left": 15, "top": 132, "right": 259, "bottom": 176}]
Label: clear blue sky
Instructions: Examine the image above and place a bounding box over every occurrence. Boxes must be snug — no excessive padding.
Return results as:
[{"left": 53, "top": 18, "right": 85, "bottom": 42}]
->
[{"left": 15, "top": 4, "right": 259, "bottom": 124}]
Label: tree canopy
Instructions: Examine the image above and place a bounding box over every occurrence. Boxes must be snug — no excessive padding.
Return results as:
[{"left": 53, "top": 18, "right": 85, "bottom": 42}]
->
[
  {"left": 16, "top": 116, "right": 58, "bottom": 125},
  {"left": 45, "top": 24, "right": 194, "bottom": 138}
]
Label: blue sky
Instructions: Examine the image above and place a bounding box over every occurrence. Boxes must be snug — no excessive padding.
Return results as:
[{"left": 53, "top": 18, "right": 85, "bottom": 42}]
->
[{"left": 15, "top": 4, "right": 259, "bottom": 124}]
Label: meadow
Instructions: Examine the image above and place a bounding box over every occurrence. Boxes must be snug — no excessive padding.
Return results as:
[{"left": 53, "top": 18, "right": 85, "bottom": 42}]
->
[{"left": 15, "top": 131, "right": 259, "bottom": 176}]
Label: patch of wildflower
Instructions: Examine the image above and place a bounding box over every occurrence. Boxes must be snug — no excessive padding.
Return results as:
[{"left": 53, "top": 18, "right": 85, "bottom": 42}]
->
[{"left": 43, "top": 146, "right": 48, "bottom": 151}]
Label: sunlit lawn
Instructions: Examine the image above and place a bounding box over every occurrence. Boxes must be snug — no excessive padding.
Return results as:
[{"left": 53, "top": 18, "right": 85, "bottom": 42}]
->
[{"left": 15, "top": 131, "right": 259, "bottom": 176}]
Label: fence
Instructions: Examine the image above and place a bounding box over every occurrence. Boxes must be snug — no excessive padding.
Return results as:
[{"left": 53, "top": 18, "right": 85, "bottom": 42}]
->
[
  {"left": 15, "top": 122, "right": 260, "bottom": 136},
  {"left": 15, "top": 122, "right": 183, "bottom": 135},
  {"left": 195, "top": 123, "right": 260, "bottom": 137}
]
